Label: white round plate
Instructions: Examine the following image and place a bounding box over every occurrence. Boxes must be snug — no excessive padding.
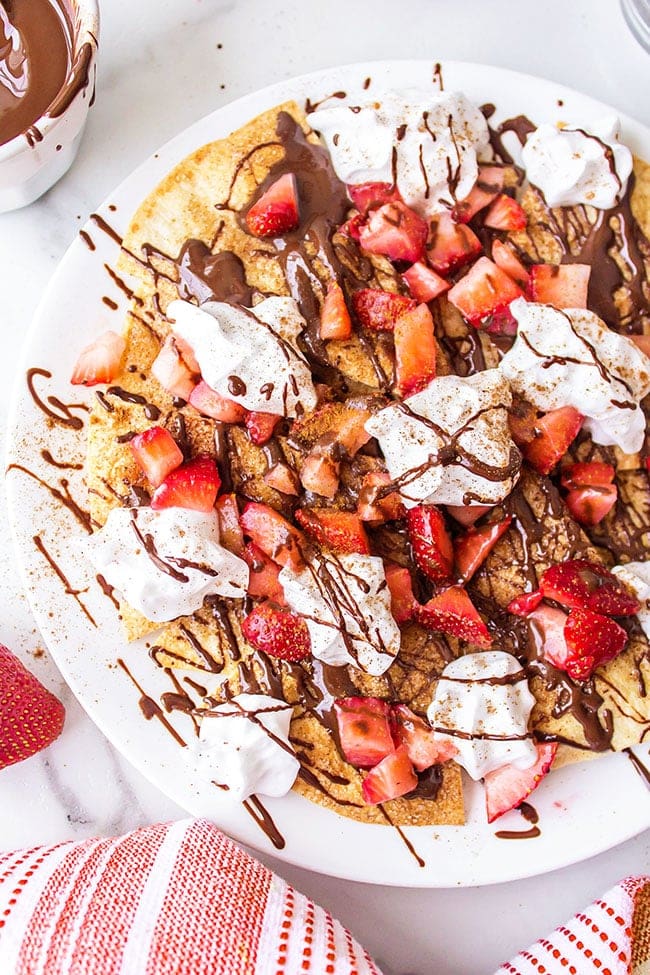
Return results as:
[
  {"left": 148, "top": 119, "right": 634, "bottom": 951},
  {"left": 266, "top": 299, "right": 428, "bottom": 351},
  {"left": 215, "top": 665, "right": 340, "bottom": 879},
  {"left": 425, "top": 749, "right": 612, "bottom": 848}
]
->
[{"left": 6, "top": 60, "right": 650, "bottom": 887}]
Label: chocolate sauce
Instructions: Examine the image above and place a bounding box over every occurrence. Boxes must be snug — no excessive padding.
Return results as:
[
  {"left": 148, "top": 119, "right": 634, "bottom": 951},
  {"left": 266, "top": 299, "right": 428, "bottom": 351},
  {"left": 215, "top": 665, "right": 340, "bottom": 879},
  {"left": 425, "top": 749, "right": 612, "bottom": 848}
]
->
[
  {"left": 176, "top": 239, "right": 253, "bottom": 305},
  {"left": 625, "top": 747, "right": 650, "bottom": 789},
  {"left": 95, "top": 572, "right": 119, "bottom": 610},
  {"left": 40, "top": 448, "right": 82, "bottom": 471},
  {"left": 242, "top": 796, "right": 285, "bottom": 849},
  {"left": 117, "top": 658, "right": 186, "bottom": 748},
  {"left": 105, "top": 386, "right": 161, "bottom": 421},
  {"left": 33, "top": 533, "right": 96, "bottom": 627},
  {"left": 7, "top": 463, "right": 92, "bottom": 533},
  {"left": 26, "top": 367, "right": 88, "bottom": 430}
]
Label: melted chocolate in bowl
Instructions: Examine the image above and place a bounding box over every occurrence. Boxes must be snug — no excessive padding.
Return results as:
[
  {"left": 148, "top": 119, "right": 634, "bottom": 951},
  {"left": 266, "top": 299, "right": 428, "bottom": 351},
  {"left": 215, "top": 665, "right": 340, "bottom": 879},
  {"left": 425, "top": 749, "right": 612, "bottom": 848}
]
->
[{"left": 0, "top": 0, "right": 72, "bottom": 146}]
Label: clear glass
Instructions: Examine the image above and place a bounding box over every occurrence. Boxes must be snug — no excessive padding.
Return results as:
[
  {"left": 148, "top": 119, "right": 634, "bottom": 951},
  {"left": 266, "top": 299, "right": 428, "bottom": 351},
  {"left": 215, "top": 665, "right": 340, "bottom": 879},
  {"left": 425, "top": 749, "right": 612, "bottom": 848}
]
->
[{"left": 621, "top": 0, "right": 650, "bottom": 52}]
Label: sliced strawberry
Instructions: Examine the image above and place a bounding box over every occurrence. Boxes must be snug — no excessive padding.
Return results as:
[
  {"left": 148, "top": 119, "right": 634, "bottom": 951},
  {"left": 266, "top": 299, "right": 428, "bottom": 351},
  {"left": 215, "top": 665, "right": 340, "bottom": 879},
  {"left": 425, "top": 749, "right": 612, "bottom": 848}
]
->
[
  {"left": 263, "top": 462, "right": 300, "bottom": 496},
  {"left": 150, "top": 454, "right": 221, "bottom": 513},
  {"left": 299, "top": 450, "right": 340, "bottom": 499},
  {"left": 241, "top": 602, "right": 310, "bottom": 661},
  {"left": 338, "top": 212, "right": 364, "bottom": 241},
  {"left": 0, "top": 644, "right": 65, "bottom": 769},
  {"left": 358, "top": 471, "right": 405, "bottom": 524},
  {"left": 484, "top": 742, "right": 557, "bottom": 823},
  {"left": 539, "top": 560, "right": 640, "bottom": 616},
  {"left": 445, "top": 504, "right": 492, "bottom": 527},
  {"left": 507, "top": 590, "right": 544, "bottom": 617},
  {"left": 402, "top": 262, "right": 450, "bottom": 303},
  {"left": 347, "top": 181, "right": 401, "bottom": 214},
  {"left": 529, "top": 263, "right": 590, "bottom": 309},
  {"left": 560, "top": 462, "right": 616, "bottom": 491},
  {"left": 245, "top": 173, "right": 300, "bottom": 238},
  {"left": 320, "top": 281, "right": 352, "bottom": 340},
  {"left": 416, "top": 586, "right": 492, "bottom": 647},
  {"left": 483, "top": 193, "right": 527, "bottom": 231},
  {"left": 295, "top": 507, "right": 370, "bottom": 555},
  {"left": 406, "top": 505, "right": 454, "bottom": 584},
  {"left": 523, "top": 406, "right": 584, "bottom": 475},
  {"left": 393, "top": 302, "right": 437, "bottom": 397},
  {"left": 562, "top": 609, "right": 628, "bottom": 680},
  {"left": 188, "top": 381, "right": 247, "bottom": 423},
  {"left": 245, "top": 411, "right": 281, "bottom": 446},
  {"left": 244, "top": 543, "right": 286, "bottom": 604},
  {"left": 565, "top": 484, "right": 618, "bottom": 526},
  {"left": 361, "top": 746, "right": 418, "bottom": 804},
  {"left": 427, "top": 211, "right": 482, "bottom": 275},
  {"left": 454, "top": 515, "right": 513, "bottom": 582},
  {"left": 359, "top": 201, "right": 428, "bottom": 264},
  {"left": 70, "top": 330, "right": 126, "bottom": 386},
  {"left": 215, "top": 493, "right": 245, "bottom": 555},
  {"left": 383, "top": 563, "right": 417, "bottom": 623},
  {"left": 447, "top": 257, "right": 523, "bottom": 334},
  {"left": 452, "top": 165, "right": 505, "bottom": 223},
  {"left": 631, "top": 334, "right": 650, "bottom": 358},
  {"left": 334, "top": 697, "right": 394, "bottom": 768},
  {"left": 336, "top": 408, "right": 373, "bottom": 456},
  {"left": 152, "top": 334, "right": 200, "bottom": 401},
  {"left": 352, "top": 288, "right": 416, "bottom": 332},
  {"left": 240, "top": 501, "right": 305, "bottom": 569},
  {"left": 491, "top": 239, "right": 530, "bottom": 290},
  {"left": 390, "top": 704, "right": 458, "bottom": 771},
  {"left": 130, "top": 426, "right": 184, "bottom": 488},
  {"left": 528, "top": 603, "right": 571, "bottom": 669}
]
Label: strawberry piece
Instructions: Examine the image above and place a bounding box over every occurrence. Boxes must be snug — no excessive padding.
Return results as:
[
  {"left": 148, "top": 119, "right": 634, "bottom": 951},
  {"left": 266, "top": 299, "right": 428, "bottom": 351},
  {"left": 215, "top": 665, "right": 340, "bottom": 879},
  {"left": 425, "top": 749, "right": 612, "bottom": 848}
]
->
[
  {"left": 359, "top": 201, "right": 428, "bottom": 263},
  {"left": 334, "top": 697, "right": 394, "bottom": 768},
  {"left": 215, "top": 493, "right": 244, "bottom": 555},
  {"left": 390, "top": 704, "right": 458, "bottom": 771},
  {"left": 529, "top": 263, "right": 590, "bottom": 309},
  {"left": 70, "top": 330, "right": 126, "bottom": 386},
  {"left": 560, "top": 462, "right": 616, "bottom": 491},
  {"left": 361, "top": 746, "right": 418, "bottom": 804},
  {"left": 150, "top": 454, "right": 221, "bottom": 513},
  {"left": 507, "top": 590, "right": 544, "bottom": 617},
  {"left": 528, "top": 603, "right": 571, "bottom": 668},
  {"left": 295, "top": 507, "right": 370, "bottom": 555},
  {"left": 484, "top": 742, "right": 557, "bottom": 823},
  {"left": 452, "top": 165, "right": 505, "bottom": 223},
  {"left": 189, "top": 381, "right": 247, "bottom": 423},
  {"left": 299, "top": 450, "right": 340, "bottom": 499},
  {"left": 358, "top": 471, "right": 405, "bottom": 524},
  {"left": 416, "top": 586, "right": 492, "bottom": 647},
  {"left": 0, "top": 644, "right": 65, "bottom": 769},
  {"left": 563, "top": 609, "right": 628, "bottom": 679},
  {"left": 245, "top": 411, "right": 281, "bottom": 446},
  {"left": 427, "top": 211, "right": 482, "bottom": 275},
  {"left": 631, "top": 334, "right": 650, "bottom": 358},
  {"left": 523, "top": 406, "right": 584, "bottom": 475},
  {"left": 319, "top": 281, "right": 352, "bottom": 340},
  {"left": 383, "top": 563, "right": 417, "bottom": 623},
  {"left": 491, "top": 239, "right": 530, "bottom": 290},
  {"left": 352, "top": 288, "right": 416, "bottom": 332},
  {"left": 336, "top": 410, "right": 372, "bottom": 457},
  {"left": 565, "top": 484, "right": 618, "bottom": 526},
  {"left": 244, "top": 542, "right": 286, "bottom": 604},
  {"left": 240, "top": 501, "right": 305, "bottom": 569},
  {"left": 402, "top": 262, "right": 450, "bottom": 303},
  {"left": 263, "top": 462, "right": 300, "bottom": 496},
  {"left": 406, "top": 505, "right": 454, "bottom": 584},
  {"left": 338, "top": 212, "right": 364, "bottom": 241},
  {"left": 508, "top": 396, "right": 539, "bottom": 447},
  {"left": 347, "top": 181, "right": 401, "bottom": 214},
  {"left": 130, "top": 426, "right": 184, "bottom": 488},
  {"left": 483, "top": 193, "right": 527, "bottom": 231},
  {"left": 245, "top": 173, "right": 300, "bottom": 238},
  {"left": 242, "top": 602, "right": 310, "bottom": 661},
  {"left": 539, "top": 560, "right": 640, "bottom": 616},
  {"left": 393, "top": 302, "right": 437, "bottom": 397},
  {"left": 454, "top": 515, "right": 513, "bottom": 582},
  {"left": 447, "top": 256, "right": 523, "bottom": 334},
  {"left": 152, "top": 334, "right": 200, "bottom": 401},
  {"left": 445, "top": 504, "right": 492, "bottom": 527}
]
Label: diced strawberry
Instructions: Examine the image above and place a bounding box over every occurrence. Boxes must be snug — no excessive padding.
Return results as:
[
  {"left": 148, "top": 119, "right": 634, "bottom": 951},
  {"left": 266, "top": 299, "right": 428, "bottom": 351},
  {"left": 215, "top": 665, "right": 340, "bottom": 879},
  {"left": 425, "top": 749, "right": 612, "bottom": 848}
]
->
[
  {"left": 454, "top": 515, "right": 513, "bottom": 582},
  {"left": 562, "top": 609, "right": 628, "bottom": 680},
  {"left": 295, "top": 507, "right": 370, "bottom": 555},
  {"left": 245, "top": 173, "right": 300, "bottom": 238},
  {"left": 336, "top": 408, "right": 373, "bottom": 456},
  {"left": 359, "top": 201, "right": 428, "bottom": 263},
  {"left": 529, "top": 263, "right": 591, "bottom": 309},
  {"left": 188, "top": 381, "right": 247, "bottom": 423},
  {"left": 383, "top": 563, "right": 417, "bottom": 623},
  {"left": 243, "top": 543, "right": 286, "bottom": 604},
  {"left": 406, "top": 505, "right": 454, "bottom": 584},
  {"left": 491, "top": 239, "right": 530, "bottom": 290},
  {"left": 152, "top": 334, "right": 199, "bottom": 401},
  {"left": 150, "top": 454, "right": 221, "bottom": 513},
  {"left": 507, "top": 590, "right": 544, "bottom": 617},
  {"left": 347, "top": 181, "right": 401, "bottom": 214},
  {"left": 484, "top": 742, "right": 557, "bottom": 823},
  {"left": 241, "top": 602, "right": 310, "bottom": 661},
  {"left": 338, "top": 212, "right": 364, "bottom": 241},
  {"left": 240, "top": 501, "right": 305, "bottom": 569},
  {"left": 393, "top": 302, "right": 437, "bottom": 397},
  {"left": 334, "top": 697, "right": 394, "bottom": 768},
  {"left": 539, "top": 560, "right": 640, "bottom": 616},
  {"left": 320, "top": 281, "right": 352, "bottom": 340},
  {"left": 0, "top": 644, "right": 66, "bottom": 769},
  {"left": 299, "top": 450, "right": 340, "bottom": 499},
  {"left": 358, "top": 471, "right": 405, "bottom": 524},
  {"left": 70, "top": 330, "right": 126, "bottom": 386},
  {"left": 483, "top": 193, "right": 527, "bottom": 231},
  {"left": 215, "top": 493, "right": 245, "bottom": 555},
  {"left": 263, "top": 462, "right": 300, "bottom": 496},
  {"left": 528, "top": 603, "right": 571, "bottom": 669},
  {"left": 390, "top": 703, "right": 458, "bottom": 771},
  {"left": 445, "top": 504, "right": 492, "bottom": 527},
  {"left": 560, "top": 462, "right": 616, "bottom": 491},
  {"left": 427, "top": 211, "right": 482, "bottom": 275},
  {"left": 417, "top": 586, "right": 492, "bottom": 647},
  {"left": 447, "top": 257, "right": 523, "bottom": 334},
  {"left": 631, "top": 334, "right": 650, "bottom": 358},
  {"left": 508, "top": 396, "right": 539, "bottom": 447},
  {"left": 452, "top": 165, "right": 505, "bottom": 223},
  {"left": 361, "top": 746, "right": 418, "bottom": 804},
  {"left": 352, "top": 288, "right": 416, "bottom": 331},
  {"left": 565, "top": 485, "right": 618, "bottom": 526},
  {"left": 523, "top": 406, "right": 584, "bottom": 475},
  {"left": 402, "top": 262, "right": 450, "bottom": 303},
  {"left": 130, "top": 426, "right": 184, "bottom": 488},
  {"left": 245, "top": 411, "right": 281, "bottom": 446}
]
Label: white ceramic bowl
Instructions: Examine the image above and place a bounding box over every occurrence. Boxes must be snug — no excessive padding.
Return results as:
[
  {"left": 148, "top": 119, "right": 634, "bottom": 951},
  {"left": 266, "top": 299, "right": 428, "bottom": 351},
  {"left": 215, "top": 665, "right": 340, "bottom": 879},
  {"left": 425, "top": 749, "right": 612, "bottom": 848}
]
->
[{"left": 0, "top": 0, "right": 100, "bottom": 213}]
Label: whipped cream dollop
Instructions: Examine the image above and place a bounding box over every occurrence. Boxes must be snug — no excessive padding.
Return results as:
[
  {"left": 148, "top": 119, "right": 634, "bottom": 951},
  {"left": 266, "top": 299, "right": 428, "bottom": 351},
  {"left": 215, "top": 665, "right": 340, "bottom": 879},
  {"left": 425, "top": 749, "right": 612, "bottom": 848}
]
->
[
  {"left": 501, "top": 299, "right": 650, "bottom": 455},
  {"left": 307, "top": 88, "right": 490, "bottom": 217},
  {"left": 612, "top": 562, "right": 650, "bottom": 639},
  {"left": 279, "top": 553, "right": 400, "bottom": 676},
  {"left": 193, "top": 693, "right": 299, "bottom": 801},
  {"left": 364, "top": 370, "right": 520, "bottom": 508},
  {"left": 521, "top": 117, "right": 633, "bottom": 210},
  {"left": 427, "top": 651, "right": 537, "bottom": 780},
  {"left": 87, "top": 507, "right": 249, "bottom": 623},
  {"left": 168, "top": 296, "right": 317, "bottom": 418}
]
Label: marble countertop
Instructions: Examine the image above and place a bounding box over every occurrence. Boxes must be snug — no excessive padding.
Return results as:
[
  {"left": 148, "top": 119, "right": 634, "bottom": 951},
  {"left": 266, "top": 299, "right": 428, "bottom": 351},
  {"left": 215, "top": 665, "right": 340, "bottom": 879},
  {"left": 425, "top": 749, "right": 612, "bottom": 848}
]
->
[{"left": 1, "top": 1, "right": 649, "bottom": 972}]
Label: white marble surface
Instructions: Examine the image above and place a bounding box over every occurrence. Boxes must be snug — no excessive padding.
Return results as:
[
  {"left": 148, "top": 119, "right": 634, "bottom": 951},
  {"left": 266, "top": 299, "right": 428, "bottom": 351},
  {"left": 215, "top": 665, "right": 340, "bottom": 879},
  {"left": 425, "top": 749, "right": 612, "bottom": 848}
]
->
[{"left": 1, "top": 1, "right": 649, "bottom": 973}]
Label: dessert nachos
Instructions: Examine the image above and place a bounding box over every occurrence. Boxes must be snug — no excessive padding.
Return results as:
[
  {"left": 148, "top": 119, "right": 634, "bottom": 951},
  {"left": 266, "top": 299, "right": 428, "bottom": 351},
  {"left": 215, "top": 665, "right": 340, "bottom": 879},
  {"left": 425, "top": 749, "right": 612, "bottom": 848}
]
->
[{"left": 74, "top": 76, "right": 650, "bottom": 828}]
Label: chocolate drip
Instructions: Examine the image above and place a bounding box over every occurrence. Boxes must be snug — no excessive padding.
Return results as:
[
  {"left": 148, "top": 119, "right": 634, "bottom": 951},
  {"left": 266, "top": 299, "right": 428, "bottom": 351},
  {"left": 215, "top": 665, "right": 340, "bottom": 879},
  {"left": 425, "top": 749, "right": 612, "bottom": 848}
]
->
[
  {"left": 242, "top": 795, "right": 285, "bottom": 849},
  {"left": 117, "top": 659, "right": 186, "bottom": 747},
  {"left": 26, "top": 367, "right": 88, "bottom": 430},
  {"left": 625, "top": 748, "right": 650, "bottom": 788},
  {"left": 7, "top": 464, "right": 92, "bottom": 533},
  {"left": 105, "top": 385, "right": 161, "bottom": 421},
  {"left": 177, "top": 239, "right": 253, "bottom": 305},
  {"left": 33, "top": 534, "right": 96, "bottom": 627}
]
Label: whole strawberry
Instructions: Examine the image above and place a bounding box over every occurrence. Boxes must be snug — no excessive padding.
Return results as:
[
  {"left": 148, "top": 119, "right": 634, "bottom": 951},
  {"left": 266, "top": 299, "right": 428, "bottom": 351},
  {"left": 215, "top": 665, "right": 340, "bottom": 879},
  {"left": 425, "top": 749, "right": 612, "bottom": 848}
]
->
[{"left": 0, "top": 644, "right": 65, "bottom": 769}]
